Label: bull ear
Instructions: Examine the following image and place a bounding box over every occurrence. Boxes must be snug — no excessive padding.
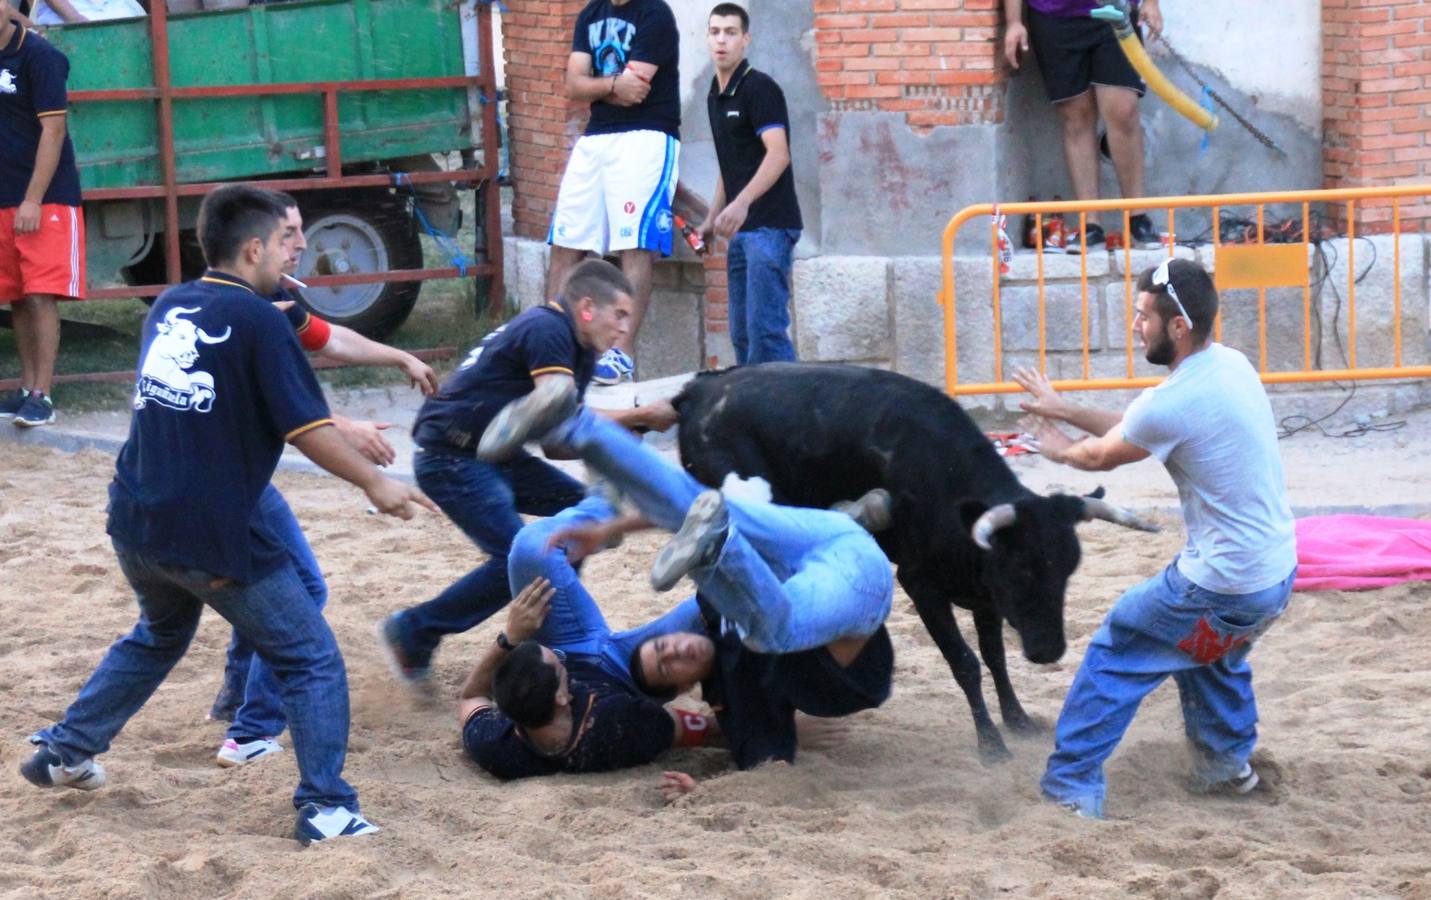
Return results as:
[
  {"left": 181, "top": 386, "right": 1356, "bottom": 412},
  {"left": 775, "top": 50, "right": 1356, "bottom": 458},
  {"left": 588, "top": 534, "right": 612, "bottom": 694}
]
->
[{"left": 1083, "top": 485, "right": 1106, "bottom": 500}]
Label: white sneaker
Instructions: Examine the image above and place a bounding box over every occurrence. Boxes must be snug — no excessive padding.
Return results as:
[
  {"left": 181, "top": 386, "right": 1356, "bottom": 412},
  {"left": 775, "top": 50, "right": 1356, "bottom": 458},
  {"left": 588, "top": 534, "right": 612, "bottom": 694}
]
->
[
  {"left": 294, "top": 803, "right": 382, "bottom": 845},
  {"left": 216, "top": 737, "right": 284, "bottom": 768}
]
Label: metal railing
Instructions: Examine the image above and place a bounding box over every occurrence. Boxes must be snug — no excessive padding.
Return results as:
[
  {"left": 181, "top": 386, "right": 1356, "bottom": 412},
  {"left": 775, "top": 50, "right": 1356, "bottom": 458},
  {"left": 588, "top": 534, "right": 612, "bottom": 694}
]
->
[{"left": 938, "top": 185, "right": 1431, "bottom": 397}]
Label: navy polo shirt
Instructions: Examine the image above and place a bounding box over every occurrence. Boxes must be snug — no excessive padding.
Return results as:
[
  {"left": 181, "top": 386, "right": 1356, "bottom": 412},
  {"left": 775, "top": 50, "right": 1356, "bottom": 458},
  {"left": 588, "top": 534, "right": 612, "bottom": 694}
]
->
[
  {"left": 0, "top": 25, "right": 82, "bottom": 208},
  {"left": 707, "top": 59, "right": 802, "bottom": 232},
  {"left": 411, "top": 301, "right": 595, "bottom": 453},
  {"left": 462, "top": 657, "right": 675, "bottom": 780},
  {"left": 573, "top": 0, "right": 680, "bottom": 139},
  {"left": 107, "top": 271, "right": 333, "bottom": 583}
]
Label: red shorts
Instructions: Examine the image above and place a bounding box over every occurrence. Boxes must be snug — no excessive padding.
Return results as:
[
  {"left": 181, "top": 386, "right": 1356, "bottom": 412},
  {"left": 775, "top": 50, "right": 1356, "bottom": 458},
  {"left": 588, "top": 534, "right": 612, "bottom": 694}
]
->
[{"left": 0, "top": 203, "right": 87, "bottom": 302}]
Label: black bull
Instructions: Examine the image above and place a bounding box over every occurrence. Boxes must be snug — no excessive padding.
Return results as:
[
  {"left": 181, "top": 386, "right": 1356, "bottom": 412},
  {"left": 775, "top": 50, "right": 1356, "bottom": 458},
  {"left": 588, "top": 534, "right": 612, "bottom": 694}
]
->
[{"left": 671, "top": 363, "right": 1155, "bottom": 763}]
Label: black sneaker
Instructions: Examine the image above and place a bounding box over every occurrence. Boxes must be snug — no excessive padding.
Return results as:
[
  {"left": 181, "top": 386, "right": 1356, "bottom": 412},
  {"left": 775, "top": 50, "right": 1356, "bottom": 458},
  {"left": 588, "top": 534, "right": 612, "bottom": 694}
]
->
[
  {"left": 0, "top": 388, "right": 27, "bottom": 419},
  {"left": 832, "top": 488, "right": 893, "bottom": 532},
  {"left": 1129, "top": 214, "right": 1164, "bottom": 250},
  {"left": 651, "top": 490, "right": 729, "bottom": 592},
  {"left": 207, "top": 681, "right": 243, "bottom": 722},
  {"left": 20, "top": 743, "right": 107, "bottom": 791},
  {"left": 375, "top": 614, "right": 431, "bottom": 687},
  {"left": 13, "top": 391, "right": 54, "bottom": 427},
  {"left": 477, "top": 377, "right": 578, "bottom": 461},
  {"left": 1065, "top": 223, "right": 1106, "bottom": 255}
]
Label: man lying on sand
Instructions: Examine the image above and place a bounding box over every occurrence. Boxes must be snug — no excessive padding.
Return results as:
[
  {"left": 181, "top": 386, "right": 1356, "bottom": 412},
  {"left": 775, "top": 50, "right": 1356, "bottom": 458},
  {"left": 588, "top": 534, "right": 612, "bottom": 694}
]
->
[
  {"left": 471, "top": 380, "right": 897, "bottom": 794},
  {"left": 456, "top": 490, "right": 716, "bottom": 780}
]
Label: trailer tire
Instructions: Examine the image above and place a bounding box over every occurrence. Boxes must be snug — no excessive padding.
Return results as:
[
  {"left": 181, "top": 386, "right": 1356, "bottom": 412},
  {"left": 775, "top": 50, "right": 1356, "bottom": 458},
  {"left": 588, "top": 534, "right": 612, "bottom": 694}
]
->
[{"left": 294, "top": 195, "right": 424, "bottom": 340}]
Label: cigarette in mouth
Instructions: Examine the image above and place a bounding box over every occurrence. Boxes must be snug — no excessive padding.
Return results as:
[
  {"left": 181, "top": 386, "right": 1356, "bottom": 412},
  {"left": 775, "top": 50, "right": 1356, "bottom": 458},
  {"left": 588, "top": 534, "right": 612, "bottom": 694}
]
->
[{"left": 283, "top": 274, "right": 309, "bottom": 289}]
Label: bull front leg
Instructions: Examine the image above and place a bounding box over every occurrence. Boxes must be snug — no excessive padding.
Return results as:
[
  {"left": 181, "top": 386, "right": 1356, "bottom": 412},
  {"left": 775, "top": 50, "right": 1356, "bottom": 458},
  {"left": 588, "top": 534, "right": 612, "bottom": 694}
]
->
[
  {"left": 905, "top": 586, "right": 1012, "bottom": 765},
  {"left": 971, "top": 607, "right": 1044, "bottom": 736}
]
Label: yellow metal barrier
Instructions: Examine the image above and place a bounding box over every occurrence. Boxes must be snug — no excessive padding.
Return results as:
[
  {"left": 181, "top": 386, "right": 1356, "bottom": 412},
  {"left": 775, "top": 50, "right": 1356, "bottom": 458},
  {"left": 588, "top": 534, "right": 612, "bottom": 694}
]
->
[{"left": 939, "top": 185, "right": 1431, "bottom": 397}]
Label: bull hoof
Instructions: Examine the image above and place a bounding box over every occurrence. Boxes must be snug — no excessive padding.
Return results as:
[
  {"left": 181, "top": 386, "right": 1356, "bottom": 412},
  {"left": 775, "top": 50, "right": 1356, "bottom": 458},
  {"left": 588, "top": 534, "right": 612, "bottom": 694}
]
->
[
  {"left": 977, "top": 736, "right": 1014, "bottom": 766},
  {"left": 1004, "top": 712, "right": 1048, "bottom": 736}
]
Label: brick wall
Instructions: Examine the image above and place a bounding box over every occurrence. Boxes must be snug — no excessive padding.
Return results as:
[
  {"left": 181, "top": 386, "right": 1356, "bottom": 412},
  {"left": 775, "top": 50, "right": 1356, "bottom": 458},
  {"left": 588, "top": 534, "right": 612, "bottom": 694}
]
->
[
  {"left": 1322, "top": 0, "right": 1431, "bottom": 228},
  {"left": 501, "top": 1, "right": 589, "bottom": 241},
  {"left": 813, "top": 0, "right": 1006, "bottom": 130}
]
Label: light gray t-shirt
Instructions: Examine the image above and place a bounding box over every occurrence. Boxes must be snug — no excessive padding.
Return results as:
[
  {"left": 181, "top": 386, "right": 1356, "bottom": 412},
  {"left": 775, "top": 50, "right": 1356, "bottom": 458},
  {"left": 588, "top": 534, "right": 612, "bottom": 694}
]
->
[{"left": 1121, "top": 343, "right": 1297, "bottom": 594}]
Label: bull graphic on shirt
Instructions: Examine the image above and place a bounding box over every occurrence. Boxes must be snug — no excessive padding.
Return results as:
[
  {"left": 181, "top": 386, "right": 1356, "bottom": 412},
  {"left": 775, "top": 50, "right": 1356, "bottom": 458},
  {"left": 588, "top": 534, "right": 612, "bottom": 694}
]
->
[
  {"left": 0, "top": 69, "right": 17, "bottom": 95},
  {"left": 133, "top": 306, "right": 232, "bottom": 413}
]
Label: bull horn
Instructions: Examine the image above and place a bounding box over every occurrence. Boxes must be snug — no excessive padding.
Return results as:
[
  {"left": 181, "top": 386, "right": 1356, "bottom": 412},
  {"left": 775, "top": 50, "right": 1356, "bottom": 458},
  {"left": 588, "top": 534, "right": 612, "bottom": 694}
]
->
[
  {"left": 1081, "top": 497, "right": 1160, "bottom": 533},
  {"left": 197, "top": 325, "right": 232, "bottom": 344},
  {"left": 971, "top": 503, "right": 1017, "bottom": 550},
  {"left": 163, "top": 305, "right": 201, "bottom": 325}
]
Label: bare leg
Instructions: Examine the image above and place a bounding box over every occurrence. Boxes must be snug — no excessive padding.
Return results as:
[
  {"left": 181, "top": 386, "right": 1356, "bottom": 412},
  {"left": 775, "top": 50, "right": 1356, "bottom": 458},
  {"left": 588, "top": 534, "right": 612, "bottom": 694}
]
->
[
  {"left": 12, "top": 295, "right": 60, "bottom": 393},
  {"left": 545, "top": 245, "right": 588, "bottom": 303},
  {"left": 616, "top": 248, "right": 653, "bottom": 358},
  {"left": 1054, "top": 91, "right": 1101, "bottom": 203},
  {"left": 1096, "top": 84, "right": 1146, "bottom": 200}
]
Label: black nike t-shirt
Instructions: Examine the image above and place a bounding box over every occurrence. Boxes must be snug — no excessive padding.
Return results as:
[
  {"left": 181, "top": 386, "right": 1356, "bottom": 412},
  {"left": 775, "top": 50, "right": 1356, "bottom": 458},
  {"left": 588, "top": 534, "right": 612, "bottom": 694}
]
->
[{"left": 572, "top": 0, "right": 680, "bottom": 139}]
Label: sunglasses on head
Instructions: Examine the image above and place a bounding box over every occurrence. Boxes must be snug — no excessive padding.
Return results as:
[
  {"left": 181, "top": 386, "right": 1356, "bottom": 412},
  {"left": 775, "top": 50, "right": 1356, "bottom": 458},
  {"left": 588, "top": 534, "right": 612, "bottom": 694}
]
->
[{"left": 1152, "top": 259, "right": 1195, "bottom": 327}]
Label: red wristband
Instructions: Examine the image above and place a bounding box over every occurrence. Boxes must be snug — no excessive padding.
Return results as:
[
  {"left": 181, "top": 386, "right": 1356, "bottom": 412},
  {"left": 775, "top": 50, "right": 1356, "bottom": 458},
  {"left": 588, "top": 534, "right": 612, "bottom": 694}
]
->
[
  {"left": 673, "top": 711, "right": 711, "bottom": 748},
  {"left": 299, "top": 314, "right": 332, "bottom": 352}
]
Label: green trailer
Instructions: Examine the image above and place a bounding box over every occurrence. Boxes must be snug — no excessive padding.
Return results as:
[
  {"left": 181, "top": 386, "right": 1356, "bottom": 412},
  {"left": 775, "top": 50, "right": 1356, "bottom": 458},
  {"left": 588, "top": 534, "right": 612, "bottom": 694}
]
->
[{"left": 46, "top": 0, "right": 502, "bottom": 336}]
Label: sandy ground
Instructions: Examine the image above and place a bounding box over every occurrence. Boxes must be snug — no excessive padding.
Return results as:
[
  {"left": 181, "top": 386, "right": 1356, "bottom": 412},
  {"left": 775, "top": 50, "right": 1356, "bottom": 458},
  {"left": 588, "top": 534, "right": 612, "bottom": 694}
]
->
[{"left": 2, "top": 440, "right": 1431, "bottom": 900}]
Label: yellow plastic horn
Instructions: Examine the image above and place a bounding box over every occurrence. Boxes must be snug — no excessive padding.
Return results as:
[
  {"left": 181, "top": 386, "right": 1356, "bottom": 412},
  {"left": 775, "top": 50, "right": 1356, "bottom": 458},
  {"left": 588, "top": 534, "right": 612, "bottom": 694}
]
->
[{"left": 1091, "top": 3, "right": 1217, "bottom": 132}]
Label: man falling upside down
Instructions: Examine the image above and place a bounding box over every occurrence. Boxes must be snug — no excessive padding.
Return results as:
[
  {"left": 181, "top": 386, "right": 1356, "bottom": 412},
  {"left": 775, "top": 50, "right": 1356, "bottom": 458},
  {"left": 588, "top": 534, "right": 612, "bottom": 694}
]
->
[{"left": 473, "top": 373, "right": 898, "bottom": 795}]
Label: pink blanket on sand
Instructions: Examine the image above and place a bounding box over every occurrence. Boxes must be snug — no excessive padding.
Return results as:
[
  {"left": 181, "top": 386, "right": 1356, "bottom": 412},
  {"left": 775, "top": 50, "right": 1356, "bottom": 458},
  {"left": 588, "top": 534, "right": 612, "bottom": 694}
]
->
[{"left": 1294, "top": 515, "right": 1431, "bottom": 592}]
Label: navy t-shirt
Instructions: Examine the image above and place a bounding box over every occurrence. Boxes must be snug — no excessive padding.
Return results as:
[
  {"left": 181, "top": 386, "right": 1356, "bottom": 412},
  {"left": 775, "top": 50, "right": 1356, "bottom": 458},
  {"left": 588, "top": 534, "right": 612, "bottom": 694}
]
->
[
  {"left": 462, "top": 658, "right": 675, "bottom": 780},
  {"left": 0, "top": 25, "right": 82, "bottom": 208},
  {"left": 107, "top": 271, "right": 333, "bottom": 583},
  {"left": 572, "top": 0, "right": 680, "bottom": 139},
  {"left": 411, "top": 302, "right": 595, "bottom": 453}
]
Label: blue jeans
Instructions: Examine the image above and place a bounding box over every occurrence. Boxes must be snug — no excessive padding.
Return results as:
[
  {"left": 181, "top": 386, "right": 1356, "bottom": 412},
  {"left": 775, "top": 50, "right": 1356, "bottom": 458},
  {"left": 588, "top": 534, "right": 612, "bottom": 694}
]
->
[
  {"left": 223, "top": 485, "right": 328, "bottom": 740},
  {"left": 553, "top": 410, "right": 893, "bottom": 653},
  {"left": 1041, "top": 561, "right": 1296, "bottom": 817},
  {"left": 728, "top": 227, "right": 799, "bottom": 365},
  {"left": 34, "top": 540, "right": 357, "bottom": 810},
  {"left": 507, "top": 496, "right": 705, "bottom": 691},
  {"left": 391, "top": 446, "right": 585, "bottom": 662}
]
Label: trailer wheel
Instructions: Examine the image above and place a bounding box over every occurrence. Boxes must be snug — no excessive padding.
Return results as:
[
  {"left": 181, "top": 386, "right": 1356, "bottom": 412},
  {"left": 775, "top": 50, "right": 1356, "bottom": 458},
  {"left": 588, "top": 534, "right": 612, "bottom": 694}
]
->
[{"left": 294, "top": 196, "right": 423, "bottom": 339}]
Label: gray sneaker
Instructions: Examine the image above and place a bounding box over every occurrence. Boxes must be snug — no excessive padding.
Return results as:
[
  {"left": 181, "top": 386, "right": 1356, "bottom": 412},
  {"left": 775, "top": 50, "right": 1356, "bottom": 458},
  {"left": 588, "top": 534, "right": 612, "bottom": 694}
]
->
[
  {"left": 477, "top": 378, "right": 577, "bottom": 461},
  {"left": 651, "top": 489, "right": 729, "bottom": 592},
  {"left": 832, "top": 488, "right": 893, "bottom": 532}
]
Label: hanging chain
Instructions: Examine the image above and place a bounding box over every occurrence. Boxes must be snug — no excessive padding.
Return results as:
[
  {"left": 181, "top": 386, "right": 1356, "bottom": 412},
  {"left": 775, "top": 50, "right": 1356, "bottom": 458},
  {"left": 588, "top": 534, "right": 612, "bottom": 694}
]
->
[{"left": 1150, "top": 31, "right": 1287, "bottom": 157}]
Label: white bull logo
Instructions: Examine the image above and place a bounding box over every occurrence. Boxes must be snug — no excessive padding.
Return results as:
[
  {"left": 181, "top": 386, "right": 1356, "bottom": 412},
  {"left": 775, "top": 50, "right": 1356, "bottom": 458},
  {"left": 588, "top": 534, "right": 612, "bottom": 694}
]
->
[{"left": 134, "top": 306, "right": 232, "bottom": 413}]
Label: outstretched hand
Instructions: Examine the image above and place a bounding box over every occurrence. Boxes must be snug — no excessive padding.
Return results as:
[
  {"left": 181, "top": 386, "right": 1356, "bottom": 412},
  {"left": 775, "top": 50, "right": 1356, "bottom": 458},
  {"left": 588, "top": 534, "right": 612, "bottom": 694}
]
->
[
  {"left": 660, "top": 770, "right": 697, "bottom": 805},
  {"left": 1011, "top": 366, "right": 1068, "bottom": 420},
  {"left": 795, "top": 714, "right": 849, "bottom": 752},
  {"left": 1018, "top": 414, "right": 1076, "bottom": 462},
  {"left": 366, "top": 476, "right": 439, "bottom": 520}
]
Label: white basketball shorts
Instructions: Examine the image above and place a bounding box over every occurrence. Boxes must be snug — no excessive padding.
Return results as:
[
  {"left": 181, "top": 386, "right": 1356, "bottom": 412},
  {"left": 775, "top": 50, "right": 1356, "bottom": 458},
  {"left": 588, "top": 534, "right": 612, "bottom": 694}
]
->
[{"left": 547, "top": 130, "right": 679, "bottom": 257}]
